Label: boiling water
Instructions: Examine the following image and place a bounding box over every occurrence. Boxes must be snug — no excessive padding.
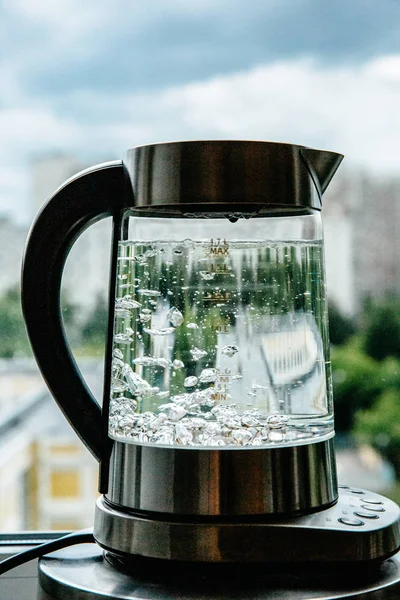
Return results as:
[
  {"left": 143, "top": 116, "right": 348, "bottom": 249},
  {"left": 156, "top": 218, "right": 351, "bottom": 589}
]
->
[{"left": 109, "top": 238, "right": 333, "bottom": 448}]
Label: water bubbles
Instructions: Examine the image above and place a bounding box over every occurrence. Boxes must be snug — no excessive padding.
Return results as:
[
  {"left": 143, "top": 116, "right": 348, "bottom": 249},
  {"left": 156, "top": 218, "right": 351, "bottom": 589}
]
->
[
  {"left": 175, "top": 423, "right": 193, "bottom": 445},
  {"left": 111, "top": 378, "right": 129, "bottom": 393},
  {"left": 141, "top": 386, "right": 160, "bottom": 397},
  {"left": 115, "top": 296, "right": 142, "bottom": 310},
  {"left": 184, "top": 376, "right": 198, "bottom": 387},
  {"left": 115, "top": 308, "right": 131, "bottom": 319},
  {"left": 266, "top": 413, "right": 290, "bottom": 429},
  {"left": 190, "top": 347, "right": 208, "bottom": 361},
  {"left": 172, "top": 359, "right": 185, "bottom": 369},
  {"left": 133, "top": 357, "right": 159, "bottom": 366},
  {"left": 114, "top": 332, "right": 133, "bottom": 344},
  {"left": 117, "top": 415, "right": 136, "bottom": 429},
  {"left": 231, "top": 373, "right": 243, "bottom": 381},
  {"left": 183, "top": 417, "right": 206, "bottom": 430},
  {"left": 138, "top": 289, "right": 162, "bottom": 297},
  {"left": 121, "top": 364, "right": 151, "bottom": 395},
  {"left": 167, "top": 307, "right": 184, "bottom": 327},
  {"left": 158, "top": 403, "right": 188, "bottom": 421},
  {"left": 150, "top": 427, "right": 175, "bottom": 445},
  {"left": 134, "top": 256, "right": 148, "bottom": 265},
  {"left": 200, "top": 271, "right": 215, "bottom": 281},
  {"left": 156, "top": 357, "right": 172, "bottom": 369},
  {"left": 187, "top": 323, "right": 199, "bottom": 329},
  {"left": 221, "top": 345, "right": 239, "bottom": 357},
  {"left": 139, "top": 309, "right": 152, "bottom": 323},
  {"left": 199, "top": 368, "right": 217, "bottom": 383},
  {"left": 232, "top": 428, "right": 254, "bottom": 446},
  {"left": 241, "top": 414, "right": 260, "bottom": 427},
  {"left": 144, "top": 326, "right": 175, "bottom": 336}
]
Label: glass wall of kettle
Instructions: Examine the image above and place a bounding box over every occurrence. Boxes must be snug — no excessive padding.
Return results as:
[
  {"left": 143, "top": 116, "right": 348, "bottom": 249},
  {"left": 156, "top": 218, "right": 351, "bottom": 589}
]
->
[{"left": 109, "top": 211, "right": 333, "bottom": 448}]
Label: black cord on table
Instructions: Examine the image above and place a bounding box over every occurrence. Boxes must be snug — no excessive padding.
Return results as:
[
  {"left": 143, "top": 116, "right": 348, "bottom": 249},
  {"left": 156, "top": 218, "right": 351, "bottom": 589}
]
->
[{"left": 0, "top": 530, "right": 94, "bottom": 576}]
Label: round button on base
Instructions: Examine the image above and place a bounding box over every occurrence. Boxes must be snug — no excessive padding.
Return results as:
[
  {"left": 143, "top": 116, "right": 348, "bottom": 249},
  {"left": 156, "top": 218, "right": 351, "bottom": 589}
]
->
[
  {"left": 361, "top": 505, "right": 386, "bottom": 513},
  {"left": 354, "top": 511, "right": 379, "bottom": 519},
  {"left": 338, "top": 517, "right": 364, "bottom": 526}
]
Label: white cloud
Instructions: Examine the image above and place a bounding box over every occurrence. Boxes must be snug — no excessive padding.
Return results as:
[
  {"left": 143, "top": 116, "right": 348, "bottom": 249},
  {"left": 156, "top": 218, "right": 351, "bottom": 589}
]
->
[
  {"left": 1, "top": 54, "right": 400, "bottom": 222},
  {"left": 160, "top": 56, "right": 400, "bottom": 172}
]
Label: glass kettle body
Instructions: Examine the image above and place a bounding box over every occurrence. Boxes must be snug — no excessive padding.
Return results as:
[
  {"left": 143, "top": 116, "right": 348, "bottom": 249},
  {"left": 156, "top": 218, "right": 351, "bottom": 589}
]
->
[
  {"left": 111, "top": 211, "right": 332, "bottom": 449},
  {"left": 22, "top": 140, "right": 344, "bottom": 560}
]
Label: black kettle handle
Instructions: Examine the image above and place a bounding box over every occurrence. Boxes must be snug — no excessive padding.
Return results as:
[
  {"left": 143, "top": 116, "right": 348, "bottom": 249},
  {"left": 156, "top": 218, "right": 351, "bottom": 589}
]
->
[{"left": 21, "top": 160, "right": 125, "bottom": 462}]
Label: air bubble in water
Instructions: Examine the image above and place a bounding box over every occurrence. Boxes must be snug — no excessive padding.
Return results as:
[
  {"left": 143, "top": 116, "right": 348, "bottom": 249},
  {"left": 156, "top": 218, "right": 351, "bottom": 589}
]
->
[
  {"left": 133, "top": 357, "right": 159, "bottom": 366},
  {"left": 144, "top": 327, "right": 175, "bottom": 336},
  {"left": 232, "top": 428, "right": 254, "bottom": 445},
  {"left": 266, "top": 413, "right": 290, "bottom": 429},
  {"left": 138, "top": 289, "right": 162, "bottom": 296},
  {"left": 190, "top": 347, "right": 208, "bottom": 361},
  {"left": 200, "top": 271, "right": 215, "bottom": 281},
  {"left": 114, "top": 333, "right": 133, "bottom": 344},
  {"left": 115, "top": 308, "right": 131, "bottom": 319},
  {"left": 187, "top": 323, "right": 199, "bottom": 329},
  {"left": 139, "top": 309, "right": 152, "bottom": 323},
  {"left": 184, "top": 376, "right": 198, "bottom": 387},
  {"left": 222, "top": 345, "right": 239, "bottom": 357},
  {"left": 111, "top": 378, "right": 129, "bottom": 393},
  {"left": 172, "top": 359, "right": 184, "bottom": 369},
  {"left": 167, "top": 307, "right": 184, "bottom": 327},
  {"left": 158, "top": 403, "right": 187, "bottom": 421},
  {"left": 175, "top": 423, "right": 193, "bottom": 444},
  {"left": 199, "top": 368, "right": 217, "bottom": 383},
  {"left": 156, "top": 358, "right": 172, "bottom": 368},
  {"left": 115, "top": 296, "right": 142, "bottom": 310},
  {"left": 122, "top": 364, "right": 151, "bottom": 395}
]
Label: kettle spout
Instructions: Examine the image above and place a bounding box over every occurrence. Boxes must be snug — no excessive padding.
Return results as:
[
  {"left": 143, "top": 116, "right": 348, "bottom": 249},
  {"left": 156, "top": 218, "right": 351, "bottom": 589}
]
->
[{"left": 301, "top": 148, "right": 344, "bottom": 194}]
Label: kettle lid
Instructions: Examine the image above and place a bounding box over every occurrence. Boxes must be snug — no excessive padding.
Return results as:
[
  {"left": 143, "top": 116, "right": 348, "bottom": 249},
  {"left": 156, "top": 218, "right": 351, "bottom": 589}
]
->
[{"left": 124, "top": 140, "right": 343, "bottom": 215}]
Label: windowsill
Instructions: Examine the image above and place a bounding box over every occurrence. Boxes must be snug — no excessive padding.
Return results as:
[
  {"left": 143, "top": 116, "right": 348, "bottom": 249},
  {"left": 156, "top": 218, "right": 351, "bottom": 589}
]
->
[{"left": 0, "top": 532, "right": 70, "bottom": 599}]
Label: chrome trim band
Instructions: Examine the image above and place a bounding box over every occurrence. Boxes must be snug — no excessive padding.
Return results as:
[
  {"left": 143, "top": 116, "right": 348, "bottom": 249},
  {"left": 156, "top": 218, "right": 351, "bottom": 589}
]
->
[{"left": 106, "top": 437, "right": 338, "bottom": 516}]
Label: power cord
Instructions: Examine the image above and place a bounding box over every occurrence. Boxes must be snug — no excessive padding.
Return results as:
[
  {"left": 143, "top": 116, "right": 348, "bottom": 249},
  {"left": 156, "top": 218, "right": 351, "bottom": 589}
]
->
[{"left": 0, "top": 529, "right": 94, "bottom": 576}]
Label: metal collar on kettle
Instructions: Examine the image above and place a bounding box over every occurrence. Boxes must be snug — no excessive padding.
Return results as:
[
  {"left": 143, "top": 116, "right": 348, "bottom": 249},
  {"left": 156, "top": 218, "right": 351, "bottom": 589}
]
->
[{"left": 123, "top": 140, "right": 344, "bottom": 214}]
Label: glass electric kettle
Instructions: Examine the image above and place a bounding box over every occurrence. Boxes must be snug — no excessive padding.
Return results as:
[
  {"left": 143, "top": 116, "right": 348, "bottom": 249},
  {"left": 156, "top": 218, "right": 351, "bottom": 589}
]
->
[{"left": 24, "top": 140, "right": 382, "bottom": 564}]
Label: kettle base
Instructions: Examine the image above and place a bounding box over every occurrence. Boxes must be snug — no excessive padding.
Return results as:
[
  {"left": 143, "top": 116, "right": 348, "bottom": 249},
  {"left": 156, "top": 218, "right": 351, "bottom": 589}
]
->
[
  {"left": 94, "top": 487, "right": 400, "bottom": 564},
  {"left": 37, "top": 542, "right": 400, "bottom": 600}
]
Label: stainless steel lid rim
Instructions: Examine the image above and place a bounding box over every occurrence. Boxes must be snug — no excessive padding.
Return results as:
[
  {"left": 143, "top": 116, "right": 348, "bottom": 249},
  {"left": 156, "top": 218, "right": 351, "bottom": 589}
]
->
[{"left": 123, "top": 140, "right": 343, "bottom": 210}]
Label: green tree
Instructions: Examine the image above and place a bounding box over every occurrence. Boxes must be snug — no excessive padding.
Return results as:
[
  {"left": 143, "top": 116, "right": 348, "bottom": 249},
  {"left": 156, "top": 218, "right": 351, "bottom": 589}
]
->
[
  {"left": 362, "top": 298, "right": 400, "bottom": 361},
  {"left": 80, "top": 294, "right": 109, "bottom": 349},
  {"left": 328, "top": 301, "right": 356, "bottom": 346},
  {"left": 332, "top": 340, "right": 382, "bottom": 432},
  {"left": 0, "top": 287, "right": 31, "bottom": 357},
  {"left": 355, "top": 387, "right": 400, "bottom": 477}
]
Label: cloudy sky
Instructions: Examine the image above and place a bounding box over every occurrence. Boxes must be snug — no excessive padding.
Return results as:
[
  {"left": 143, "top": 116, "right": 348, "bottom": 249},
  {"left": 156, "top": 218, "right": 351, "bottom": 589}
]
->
[{"left": 1, "top": 0, "right": 400, "bottom": 223}]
